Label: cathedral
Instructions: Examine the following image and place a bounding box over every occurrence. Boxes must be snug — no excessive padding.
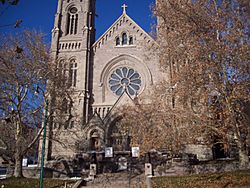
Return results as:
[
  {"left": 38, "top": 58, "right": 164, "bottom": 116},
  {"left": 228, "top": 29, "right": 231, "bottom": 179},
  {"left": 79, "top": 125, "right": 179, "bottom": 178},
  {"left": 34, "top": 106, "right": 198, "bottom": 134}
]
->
[
  {"left": 33, "top": 0, "right": 250, "bottom": 178},
  {"left": 42, "top": 0, "right": 167, "bottom": 164}
]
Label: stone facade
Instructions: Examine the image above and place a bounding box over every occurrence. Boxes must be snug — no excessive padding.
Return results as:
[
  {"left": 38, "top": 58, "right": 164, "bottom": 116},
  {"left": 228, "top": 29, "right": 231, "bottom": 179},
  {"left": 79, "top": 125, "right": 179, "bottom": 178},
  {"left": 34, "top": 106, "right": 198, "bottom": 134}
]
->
[
  {"left": 38, "top": 1, "right": 243, "bottom": 177},
  {"left": 41, "top": 0, "right": 167, "bottom": 162}
]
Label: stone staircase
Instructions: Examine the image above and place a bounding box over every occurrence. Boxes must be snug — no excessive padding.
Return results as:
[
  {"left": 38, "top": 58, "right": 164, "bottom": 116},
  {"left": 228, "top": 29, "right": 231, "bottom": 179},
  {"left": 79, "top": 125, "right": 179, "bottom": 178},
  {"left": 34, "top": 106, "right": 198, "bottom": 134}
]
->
[
  {"left": 71, "top": 160, "right": 191, "bottom": 187},
  {"left": 72, "top": 179, "right": 87, "bottom": 188},
  {"left": 85, "top": 172, "right": 145, "bottom": 188}
]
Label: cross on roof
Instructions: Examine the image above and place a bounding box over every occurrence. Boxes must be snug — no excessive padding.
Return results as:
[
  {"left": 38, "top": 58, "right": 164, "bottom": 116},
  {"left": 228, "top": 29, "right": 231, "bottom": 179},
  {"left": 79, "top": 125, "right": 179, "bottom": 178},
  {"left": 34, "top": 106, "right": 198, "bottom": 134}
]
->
[{"left": 122, "top": 4, "right": 128, "bottom": 14}]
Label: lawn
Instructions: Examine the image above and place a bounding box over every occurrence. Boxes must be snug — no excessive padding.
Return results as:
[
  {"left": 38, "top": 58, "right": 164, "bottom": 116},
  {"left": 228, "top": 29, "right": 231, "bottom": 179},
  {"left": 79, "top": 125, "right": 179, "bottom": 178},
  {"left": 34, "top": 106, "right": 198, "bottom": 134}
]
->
[
  {"left": 0, "top": 177, "right": 75, "bottom": 188},
  {"left": 152, "top": 170, "right": 250, "bottom": 188}
]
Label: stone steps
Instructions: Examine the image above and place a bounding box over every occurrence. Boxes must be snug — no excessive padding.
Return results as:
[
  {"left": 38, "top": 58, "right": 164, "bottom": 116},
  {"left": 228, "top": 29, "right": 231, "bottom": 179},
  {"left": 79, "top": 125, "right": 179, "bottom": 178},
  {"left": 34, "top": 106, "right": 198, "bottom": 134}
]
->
[{"left": 86, "top": 172, "right": 144, "bottom": 188}]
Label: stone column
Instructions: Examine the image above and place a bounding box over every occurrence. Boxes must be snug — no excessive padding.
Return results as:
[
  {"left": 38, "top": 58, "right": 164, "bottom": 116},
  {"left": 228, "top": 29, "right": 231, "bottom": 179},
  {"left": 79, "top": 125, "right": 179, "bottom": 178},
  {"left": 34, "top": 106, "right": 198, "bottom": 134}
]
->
[
  {"left": 89, "top": 164, "right": 96, "bottom": 180},
  {"left": 145, "top": 163, "right": 153, "bottom": 188}
]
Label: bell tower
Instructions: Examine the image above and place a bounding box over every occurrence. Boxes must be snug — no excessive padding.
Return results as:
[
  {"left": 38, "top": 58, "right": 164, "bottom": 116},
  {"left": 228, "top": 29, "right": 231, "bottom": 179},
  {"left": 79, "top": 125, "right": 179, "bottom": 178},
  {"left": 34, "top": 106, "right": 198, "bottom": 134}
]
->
[
  {"left": 51, "top": 0, "right": 96, "bottom": 124},
  {"left": 40, "top": 0, "right": 96, "bottom": 160}
]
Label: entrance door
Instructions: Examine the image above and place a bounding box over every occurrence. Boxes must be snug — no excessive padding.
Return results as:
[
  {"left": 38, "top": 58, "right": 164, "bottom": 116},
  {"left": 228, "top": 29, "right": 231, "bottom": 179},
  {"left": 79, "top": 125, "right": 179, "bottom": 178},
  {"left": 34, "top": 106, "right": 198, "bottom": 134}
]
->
[{"left": 90, "top": 131, "right": 100, "bottom": 151}]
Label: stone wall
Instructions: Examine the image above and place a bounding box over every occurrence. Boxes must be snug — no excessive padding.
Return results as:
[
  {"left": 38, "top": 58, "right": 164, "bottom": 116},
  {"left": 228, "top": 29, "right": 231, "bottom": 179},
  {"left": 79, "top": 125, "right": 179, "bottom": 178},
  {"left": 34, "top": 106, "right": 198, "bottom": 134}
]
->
[
  {"left": 154, "top": 159, "right": 246, "bottom": 177},
  {"left": 190, "top": 160, "right": 242, "bottom": 174},
  {"left": 184, "top": 144, "right": 213, "bottom": 161},
  {"left": 6, "top": 167, "right": 54, "bottom": 179}
]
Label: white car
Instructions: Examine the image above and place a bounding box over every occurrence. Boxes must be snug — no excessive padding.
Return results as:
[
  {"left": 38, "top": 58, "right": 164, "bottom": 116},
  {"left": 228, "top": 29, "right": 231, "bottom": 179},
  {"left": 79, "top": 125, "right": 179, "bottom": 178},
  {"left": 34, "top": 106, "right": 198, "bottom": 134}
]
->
[
  {"left": 0, "top": 174, "right": 6, "bottom": 180},
  {"left": 0, "top": 167, "right": 7, "bottom": 180}
]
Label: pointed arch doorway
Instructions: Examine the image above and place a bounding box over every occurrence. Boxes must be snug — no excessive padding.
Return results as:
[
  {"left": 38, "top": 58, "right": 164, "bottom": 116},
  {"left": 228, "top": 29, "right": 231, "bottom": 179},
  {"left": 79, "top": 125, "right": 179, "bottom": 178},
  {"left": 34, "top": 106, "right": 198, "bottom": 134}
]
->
[{"left": 89, "top": 130, "right": 102, "bottom": 151}]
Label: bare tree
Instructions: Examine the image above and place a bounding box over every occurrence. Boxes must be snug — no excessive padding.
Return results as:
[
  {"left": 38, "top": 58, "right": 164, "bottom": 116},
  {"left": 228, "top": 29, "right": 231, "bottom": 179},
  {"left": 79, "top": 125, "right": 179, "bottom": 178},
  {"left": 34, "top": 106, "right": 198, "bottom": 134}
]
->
[
  {"left": 0, "top": 119, "right": 39, "bottom": 164},
  {"left": 154, "top": 0, "right": 249, "bottom": 167},
  {"left": 0, "top": 30, "right": 60, "bottom": 177},
  {"left": 120, "top": 102, "right": 171, "bottom": 156},
  {"left": 0, "top": 0, "right": 19, "bottom": 5}
]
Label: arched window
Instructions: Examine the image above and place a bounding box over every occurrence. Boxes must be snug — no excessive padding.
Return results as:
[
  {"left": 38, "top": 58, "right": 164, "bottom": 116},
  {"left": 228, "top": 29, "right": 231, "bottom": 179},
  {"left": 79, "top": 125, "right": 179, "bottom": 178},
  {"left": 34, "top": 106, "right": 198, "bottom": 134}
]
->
[
  {"left": 73, "top": 63, "right": 77, "bottom": 87},
  {"left": 129, "top": 36, "right": 133, "bottom": 45},
  {"left": 68, "top": 59, "right": 77, "bottom": 87},
  {"left": 122, "top": 33, "right": 127, "bottom": 45},
  {"left": 57, "top": 60, "right": 66, "bottom": 87},
  {"left": 116, "top": 37, "right": 120, "bottom": 46},
  {"left": 74, "top": 14, "right": 78, "bottom": 34},
  {"left": 62, "top": 98, "right": 68, "bottom": 113},
  {"left": 66, "top": 7, "right": 78, "bottom": 35},
  {"left": 69, "top": 120, "right": 74, "bottom": 129},
  {"left": 58, "top": 60, "right": 63, "bottom": 76}
]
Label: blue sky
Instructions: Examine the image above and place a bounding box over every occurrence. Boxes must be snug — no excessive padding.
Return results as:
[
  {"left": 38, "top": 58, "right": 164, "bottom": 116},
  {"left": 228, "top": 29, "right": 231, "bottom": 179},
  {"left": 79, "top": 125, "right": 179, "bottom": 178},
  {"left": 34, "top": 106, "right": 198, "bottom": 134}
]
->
[{"left": 0, "top": 0, "right": 155, "bottom": 43}]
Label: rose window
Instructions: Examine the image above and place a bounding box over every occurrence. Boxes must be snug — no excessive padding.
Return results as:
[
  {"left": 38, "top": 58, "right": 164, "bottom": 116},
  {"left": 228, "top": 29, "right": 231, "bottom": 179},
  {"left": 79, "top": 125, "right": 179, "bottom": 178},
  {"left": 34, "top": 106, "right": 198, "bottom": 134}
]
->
[{"left": 109, "top": 67, "right": 142, "bottom": 96}]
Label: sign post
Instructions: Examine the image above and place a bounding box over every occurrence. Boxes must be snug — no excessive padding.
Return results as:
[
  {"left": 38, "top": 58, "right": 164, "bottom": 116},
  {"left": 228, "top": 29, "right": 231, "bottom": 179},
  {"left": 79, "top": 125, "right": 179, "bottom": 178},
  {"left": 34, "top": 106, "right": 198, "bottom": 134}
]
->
[
  {"left": 105, "top": 147, "right": 113, "bottom": 158},
  {"left": 132, "top": 147, "right": 140, "bottom": 158}
]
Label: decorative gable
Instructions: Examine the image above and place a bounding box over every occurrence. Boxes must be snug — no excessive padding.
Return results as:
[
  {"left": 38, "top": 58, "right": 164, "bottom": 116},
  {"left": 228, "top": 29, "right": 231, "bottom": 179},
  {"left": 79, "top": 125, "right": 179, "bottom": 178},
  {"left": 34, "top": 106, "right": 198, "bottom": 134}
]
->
[
  {"left": 103, "top": 90, "right": 136, "bottom": 121},
  {"left": 93, "top": 13, "right": 156, "bottom": 52}
]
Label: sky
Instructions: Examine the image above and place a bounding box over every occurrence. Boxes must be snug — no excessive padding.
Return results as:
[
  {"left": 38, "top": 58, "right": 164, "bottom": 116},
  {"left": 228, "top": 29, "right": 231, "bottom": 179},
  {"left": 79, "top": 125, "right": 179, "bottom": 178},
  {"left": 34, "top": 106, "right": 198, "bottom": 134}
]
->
[{"left": 0, "top": 0, "right": 155, "bottom": 43}]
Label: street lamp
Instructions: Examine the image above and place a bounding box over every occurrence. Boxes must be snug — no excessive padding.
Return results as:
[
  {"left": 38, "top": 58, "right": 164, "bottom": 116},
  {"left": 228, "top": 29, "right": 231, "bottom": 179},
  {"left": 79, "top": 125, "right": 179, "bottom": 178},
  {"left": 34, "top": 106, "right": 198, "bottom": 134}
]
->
[
  {"left": 35, "top": 86, "right": 49, "bottom": 188},
  {"left": 39, "top": 99, "right": 48, "bottom": 188}
]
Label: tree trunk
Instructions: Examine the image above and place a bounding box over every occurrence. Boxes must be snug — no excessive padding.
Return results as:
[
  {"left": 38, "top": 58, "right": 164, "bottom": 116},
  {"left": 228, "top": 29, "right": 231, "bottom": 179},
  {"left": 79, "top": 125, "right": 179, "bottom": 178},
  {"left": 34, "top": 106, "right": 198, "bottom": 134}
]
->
[
  {"left": 14, "top": 131, "right": 23, "bottom": 177},
  {"left": 14, "top": 152, "right": 23, "bottom": 177},
  {"left": 239, "top": 149, "right": 249, "bottom": 169},
  {"left": 237, "top": 140, "right": 249, "bottom": 169}
]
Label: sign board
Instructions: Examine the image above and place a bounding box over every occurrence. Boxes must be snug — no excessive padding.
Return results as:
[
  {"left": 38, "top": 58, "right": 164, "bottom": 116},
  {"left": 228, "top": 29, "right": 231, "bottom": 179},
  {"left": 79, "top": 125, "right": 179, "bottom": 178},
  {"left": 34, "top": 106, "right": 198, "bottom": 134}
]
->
[
  {"left": 22, "top": 158, "right": 28, "bottom": 167},
  {"left": 90, "top": 164, "right": 97, "bottom": 176},
  {"left": 118, "top": 157, "right": 127, "bottom": 170},
  {"left": 105, "top": 147, "right": 113, "bottom": 158},
  {"left": 132, "top": 147, "right": 140, "bottom": 158}
]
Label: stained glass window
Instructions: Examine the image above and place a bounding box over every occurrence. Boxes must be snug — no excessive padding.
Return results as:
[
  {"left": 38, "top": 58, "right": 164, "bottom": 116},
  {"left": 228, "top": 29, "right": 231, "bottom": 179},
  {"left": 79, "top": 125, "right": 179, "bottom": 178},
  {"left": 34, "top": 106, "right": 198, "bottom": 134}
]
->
[{"left": 109, "top": 67, "right": 141, "bottom": 96}]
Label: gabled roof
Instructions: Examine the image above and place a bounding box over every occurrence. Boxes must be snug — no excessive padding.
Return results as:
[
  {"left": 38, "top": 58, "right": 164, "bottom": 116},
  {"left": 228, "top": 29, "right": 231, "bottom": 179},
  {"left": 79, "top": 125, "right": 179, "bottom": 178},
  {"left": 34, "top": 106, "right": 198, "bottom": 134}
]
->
[
  {"left": 87, "top": 111, "right": 104, "bottom": 126},
  {"left": 103, "top": 89, "right": 137, "bottom": 121},
  {"left": 92, "top": 12, "right": 157, "bottom": 50}
]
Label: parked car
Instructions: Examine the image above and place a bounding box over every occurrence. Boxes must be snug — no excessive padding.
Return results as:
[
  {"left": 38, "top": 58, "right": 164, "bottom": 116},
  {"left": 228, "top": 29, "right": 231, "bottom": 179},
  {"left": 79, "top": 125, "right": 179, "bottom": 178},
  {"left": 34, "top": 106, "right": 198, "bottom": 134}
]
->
[{"left": 0, "top": 167, "right": 7, "bottom": 180}]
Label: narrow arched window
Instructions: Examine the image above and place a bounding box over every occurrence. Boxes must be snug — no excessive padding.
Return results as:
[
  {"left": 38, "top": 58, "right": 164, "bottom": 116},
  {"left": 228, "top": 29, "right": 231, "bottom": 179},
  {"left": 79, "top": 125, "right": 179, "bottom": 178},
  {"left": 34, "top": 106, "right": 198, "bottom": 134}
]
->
[
  {"left": 58, "top": 60, "right": 63, "bottom": 75},
  {"left": 129, "top": 36, "right": 133, "bottom": 45},
  {"left": 69, "top": 120, "right": 74, "bottom": 129},
  {"left": 73, "top": 63, "right": 77, "bottom": 87},
  {"left": 74, "top": 14, "right": 78, "bottom": 34},
  {"left": 70, "top": 15, "right": 75, "bottom": 34},
  {"left": 68, "top": 59, "right": 77, "bottom": 87},
  {"left": 66, "top": 13, "right": 70, "bottom": 34},
  {"left": 68, "top": 63, "right": 73, "bottom": 87},
  {"left": 66, "top": 7, "right": 78, "bottom": 35},
  {"left": 57, "top": 60, "right": 66, "bottom": 87},
  {"left": 172, "top": 96, "right": 175, "bottom": 108},
  {"left": 122, "top": 33, "right": 127, "bottom": 45},
  {"left": 116, "top": 37, "right": 120, "bottom": 46},
  {"left": 63, "top": 64, "right": 67, "bottom": 87},
  {"left": 62, "top": 98, "right": 68, "bottom": 113}
]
